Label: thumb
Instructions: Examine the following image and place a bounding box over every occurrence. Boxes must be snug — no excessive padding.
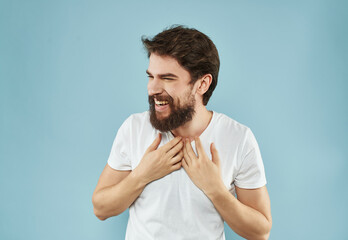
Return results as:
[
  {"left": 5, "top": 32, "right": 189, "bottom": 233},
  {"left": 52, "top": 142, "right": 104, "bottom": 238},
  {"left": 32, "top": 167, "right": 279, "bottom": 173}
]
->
[
  {"left": 210, "top": 143, "right": 221, "bottom": 169},
  {"left": 146, "top": 133, "right": 162, "bottom": 153}
]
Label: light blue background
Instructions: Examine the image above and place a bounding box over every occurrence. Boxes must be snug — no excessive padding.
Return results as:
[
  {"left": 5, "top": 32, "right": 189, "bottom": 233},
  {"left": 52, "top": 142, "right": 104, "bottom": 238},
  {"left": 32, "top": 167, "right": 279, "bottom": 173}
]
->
[{"left": 1, "top": 0, "right": 347, "bottom": 239}]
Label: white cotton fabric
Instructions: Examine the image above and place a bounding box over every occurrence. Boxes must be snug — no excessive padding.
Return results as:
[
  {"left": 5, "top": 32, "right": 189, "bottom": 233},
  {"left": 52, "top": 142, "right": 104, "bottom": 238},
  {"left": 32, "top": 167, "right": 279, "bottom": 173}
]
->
[{"left": 107, "top": 111, "right": 267, "bottom": 240}]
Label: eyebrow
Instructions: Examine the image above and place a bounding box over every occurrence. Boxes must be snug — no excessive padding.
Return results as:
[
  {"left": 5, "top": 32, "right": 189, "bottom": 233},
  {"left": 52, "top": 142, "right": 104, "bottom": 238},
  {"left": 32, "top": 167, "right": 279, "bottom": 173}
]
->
[{"left": 146, "top": 70, "right": 178, "bottom": 78}]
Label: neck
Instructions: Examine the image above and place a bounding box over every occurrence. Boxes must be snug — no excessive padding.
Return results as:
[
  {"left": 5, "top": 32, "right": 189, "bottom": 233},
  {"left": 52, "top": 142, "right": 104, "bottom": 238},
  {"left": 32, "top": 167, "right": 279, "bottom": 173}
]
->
[{"left": 171, "top": 105, "right": 213, "bottom": 138}]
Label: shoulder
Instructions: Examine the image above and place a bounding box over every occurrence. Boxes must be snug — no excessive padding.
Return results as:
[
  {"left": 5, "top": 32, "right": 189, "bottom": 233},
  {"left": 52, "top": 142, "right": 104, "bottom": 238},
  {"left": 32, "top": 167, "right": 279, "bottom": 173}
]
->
[
  {"left": 120, "top": 111, "right": 150, "bottom": 127},
  {"left": 212, "top": 111, "right": 251, "bottom": 136},
  {"left": 211, "top": 111, "right": 258, "bottom": 153},
  {"left": 213, "top": 112, "right": 262, "bottom": 159},
  {"left": 120, "top": 111, "right": 153, "bottom": 134},
  {"left": 126, "top": 111, "right": 150, "bottom": 125}
]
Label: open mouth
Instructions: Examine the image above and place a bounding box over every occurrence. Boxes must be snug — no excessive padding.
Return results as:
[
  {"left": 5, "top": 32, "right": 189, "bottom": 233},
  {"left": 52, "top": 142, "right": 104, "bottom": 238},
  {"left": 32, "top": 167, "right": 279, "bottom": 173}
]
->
[
  {"left": 154, "top": 99, "right": 169, "bottom": 106},
  {"left": 154, "top": 98, "right": 170, "bottom": 112}
]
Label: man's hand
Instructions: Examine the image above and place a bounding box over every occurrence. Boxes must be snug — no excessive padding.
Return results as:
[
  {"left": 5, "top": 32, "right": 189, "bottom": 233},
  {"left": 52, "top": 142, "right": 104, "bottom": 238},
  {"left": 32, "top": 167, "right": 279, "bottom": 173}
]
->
[
  {"left": 182, "top": 137, "right": 225, "bottom": 195},
  {"left": 133, "top": 134, "right": 184, "bottom": 185}
]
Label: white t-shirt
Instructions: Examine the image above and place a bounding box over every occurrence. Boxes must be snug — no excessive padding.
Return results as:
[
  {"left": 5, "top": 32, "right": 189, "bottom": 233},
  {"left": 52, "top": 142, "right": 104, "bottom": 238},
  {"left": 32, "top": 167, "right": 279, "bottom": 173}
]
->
[{"left": 107, "top": 111, "right": 267, "bottom": 240}]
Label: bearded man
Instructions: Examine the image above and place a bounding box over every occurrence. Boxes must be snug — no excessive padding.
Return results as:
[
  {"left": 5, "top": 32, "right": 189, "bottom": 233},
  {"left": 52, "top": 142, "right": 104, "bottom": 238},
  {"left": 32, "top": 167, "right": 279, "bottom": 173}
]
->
[{"left": 92, "top": 25, "right": 272, "bottom": 240}]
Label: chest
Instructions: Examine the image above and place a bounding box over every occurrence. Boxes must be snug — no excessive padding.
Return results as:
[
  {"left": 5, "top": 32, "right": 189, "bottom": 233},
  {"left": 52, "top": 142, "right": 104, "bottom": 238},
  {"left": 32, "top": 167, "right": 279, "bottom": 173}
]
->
[
  {"left": 131, "top": 132, "right": 240, "bottom": 208},
  {"left": 136, "top": 167, "right": 219, "bottom": 220}
]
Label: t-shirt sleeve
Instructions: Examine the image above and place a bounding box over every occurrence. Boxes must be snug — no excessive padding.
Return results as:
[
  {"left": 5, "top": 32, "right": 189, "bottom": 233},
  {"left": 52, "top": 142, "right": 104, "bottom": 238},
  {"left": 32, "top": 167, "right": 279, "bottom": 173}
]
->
[
  {"left": 234, "top": 128, "right": 267, "bottom": 189},
  {"left": 107, "top": 116, "right": 133, "bottom": 171}
]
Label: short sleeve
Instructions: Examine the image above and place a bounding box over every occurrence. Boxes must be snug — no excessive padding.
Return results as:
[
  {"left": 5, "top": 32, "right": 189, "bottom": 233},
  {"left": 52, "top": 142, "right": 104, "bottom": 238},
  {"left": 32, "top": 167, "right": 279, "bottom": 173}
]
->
[
  {"left": 107, "top": 116, "right": 133, "bottom": 171},
  {"left": 234, "top": 128, "right": 267, "bottom": 189}
]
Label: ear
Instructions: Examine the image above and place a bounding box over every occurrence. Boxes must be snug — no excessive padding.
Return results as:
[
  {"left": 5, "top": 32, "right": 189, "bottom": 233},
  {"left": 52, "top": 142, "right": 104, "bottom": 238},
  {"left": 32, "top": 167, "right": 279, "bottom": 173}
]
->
[{"left": 195, "top": 74, "right": 213, "bottom": 95}]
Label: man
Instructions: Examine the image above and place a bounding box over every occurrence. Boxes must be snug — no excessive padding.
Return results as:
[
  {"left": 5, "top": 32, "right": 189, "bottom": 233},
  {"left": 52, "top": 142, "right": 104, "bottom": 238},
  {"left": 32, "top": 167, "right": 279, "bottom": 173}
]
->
[{"left": 92, "top": 25, "right": 272, "bottom": 240}]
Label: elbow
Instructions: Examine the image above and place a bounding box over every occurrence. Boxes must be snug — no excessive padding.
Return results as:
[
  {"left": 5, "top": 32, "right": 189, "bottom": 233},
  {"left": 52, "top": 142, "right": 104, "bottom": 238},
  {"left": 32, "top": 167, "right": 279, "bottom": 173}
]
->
[
  {"left": 92, "top": 193, "right": 123, "bottom": 220},
  {"left": 258, "top": 233, "right": 270, "bottom": 240},
  {"left": 92, "top": 204, "right": 122, "bottom": 220},
  {"left": 249, "top": 219, "right": 272, "bottom": 240},
  {"left": 265, "top": 218, "right": 272, "bottom": 239},
  {"left": 259, "top": 233, "right": 271, "bottom": 240},
  {"left": 259, "top": 220, "right": 272, "bottom": 240},
  {"left": 94, "top": 209, "right": 108, "bottom": 221},
  {"left": 252, "top": 232, "right": 271, "bottom": 240},
  {"left": 93, "top": 204, "right": 109, "bottom": 221},
  {"left": 92, "top": 193, "right": 108, "bottom": 221}
]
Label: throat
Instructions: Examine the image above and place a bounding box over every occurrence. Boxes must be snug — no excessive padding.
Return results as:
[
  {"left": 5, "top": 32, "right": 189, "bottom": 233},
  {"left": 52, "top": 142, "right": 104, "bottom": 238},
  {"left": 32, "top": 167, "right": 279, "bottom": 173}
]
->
[{"left": 171, "top": 110, "right": 213, "bottom": 138}]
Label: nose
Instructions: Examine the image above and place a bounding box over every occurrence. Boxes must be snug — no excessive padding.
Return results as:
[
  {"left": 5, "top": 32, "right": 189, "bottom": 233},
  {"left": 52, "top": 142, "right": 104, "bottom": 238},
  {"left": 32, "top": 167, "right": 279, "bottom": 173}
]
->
[{"left": 147, "top": 77, "right": 163, "bottom": 96}]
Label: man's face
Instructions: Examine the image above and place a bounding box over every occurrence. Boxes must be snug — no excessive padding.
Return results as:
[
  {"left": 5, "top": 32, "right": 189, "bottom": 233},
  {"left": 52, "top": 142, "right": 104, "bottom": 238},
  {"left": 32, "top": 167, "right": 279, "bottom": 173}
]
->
[{"left": 147, "top": 53, "right": 196, "bottom": 132}]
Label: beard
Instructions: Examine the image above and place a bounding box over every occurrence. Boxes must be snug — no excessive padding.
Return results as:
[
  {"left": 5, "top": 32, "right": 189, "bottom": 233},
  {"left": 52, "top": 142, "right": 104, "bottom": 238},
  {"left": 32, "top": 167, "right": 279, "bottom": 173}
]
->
[{"left": 148, "top": 92, "right": 196, "bottom": 132}]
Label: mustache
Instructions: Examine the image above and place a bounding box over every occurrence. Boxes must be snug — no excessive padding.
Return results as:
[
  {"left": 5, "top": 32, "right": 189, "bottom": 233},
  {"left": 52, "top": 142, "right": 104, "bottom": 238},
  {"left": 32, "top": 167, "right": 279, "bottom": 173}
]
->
[{"left": 148, "top": 94, "right": 174, "bottom": 105}]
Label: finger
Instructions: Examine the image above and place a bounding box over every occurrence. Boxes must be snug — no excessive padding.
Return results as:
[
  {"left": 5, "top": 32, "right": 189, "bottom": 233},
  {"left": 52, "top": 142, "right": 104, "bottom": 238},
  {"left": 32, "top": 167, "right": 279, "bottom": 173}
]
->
[
  {"left": 183, "top": 140, "right": 191, "bottom": 166},
  {"left": 161, "top": 136, "right": 182, "bottom": 152},
  {"left": 170, "top": 150, "right": 183, "bottom": 165},
  {"left": 181, "top": 156, "right": 189, "bottom": 171},
  {"left": 185, "top": 138, "right": 197, "bottom": 160},
  {"left": 146, "top": 133, "right": 162, "bottom": 153},
  {"left": 194, "top": 137, "right": 205, "bottom": 158},
  {"left": 166, "top": 140, "right": 184, "bottom": 158},
  {"left": 210, "top": 142, "right": 221, "bottom": 169},
  {"left": 170, "top": 160, "right": 182, "bottom": 172}
]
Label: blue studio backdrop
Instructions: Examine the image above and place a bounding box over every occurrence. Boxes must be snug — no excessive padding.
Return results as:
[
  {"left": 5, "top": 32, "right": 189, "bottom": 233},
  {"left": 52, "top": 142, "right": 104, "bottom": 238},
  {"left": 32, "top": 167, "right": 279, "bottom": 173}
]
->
[{"left": 1, "top": 0, "right": 347, "bottom": 239}]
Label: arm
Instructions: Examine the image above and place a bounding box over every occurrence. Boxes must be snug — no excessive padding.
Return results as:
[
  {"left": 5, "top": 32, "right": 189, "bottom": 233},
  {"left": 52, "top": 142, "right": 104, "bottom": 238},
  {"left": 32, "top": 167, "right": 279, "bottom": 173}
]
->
[
  {"left": 182, "top": 138, "right": 272, "bottom": 240},
  {"left": 207, "top": 185, "right": 272, "bottom": 240},
  {"left": 92, "top": 165, "right": 142, "bottom": 220},
  {"left": 92, "top": 134, "right": 183, "bottom": 220}
]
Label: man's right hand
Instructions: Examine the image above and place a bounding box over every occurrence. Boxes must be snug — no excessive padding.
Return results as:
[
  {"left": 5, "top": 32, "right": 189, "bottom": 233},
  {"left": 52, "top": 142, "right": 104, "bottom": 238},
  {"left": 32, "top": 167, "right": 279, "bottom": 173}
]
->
[
  {"left": 93, "top": 133, "right": 183, "bottom": 220},
  {"left": 133, "top": 133, "right": 183, "bottom": 185}
]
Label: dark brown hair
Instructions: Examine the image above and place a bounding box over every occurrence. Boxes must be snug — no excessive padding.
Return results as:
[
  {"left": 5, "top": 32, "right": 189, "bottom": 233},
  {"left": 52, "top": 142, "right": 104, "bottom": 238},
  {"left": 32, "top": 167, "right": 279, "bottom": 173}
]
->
[{"left": 142, "top": 25, "right": 220, "bottom": 106}]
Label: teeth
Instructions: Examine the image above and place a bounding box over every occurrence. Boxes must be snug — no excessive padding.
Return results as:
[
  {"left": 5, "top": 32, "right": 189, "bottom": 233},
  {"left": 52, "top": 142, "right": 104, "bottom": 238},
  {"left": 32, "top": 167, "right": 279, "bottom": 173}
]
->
[{"left": 155, "top": 100, "right": 169, "bottom": 105}]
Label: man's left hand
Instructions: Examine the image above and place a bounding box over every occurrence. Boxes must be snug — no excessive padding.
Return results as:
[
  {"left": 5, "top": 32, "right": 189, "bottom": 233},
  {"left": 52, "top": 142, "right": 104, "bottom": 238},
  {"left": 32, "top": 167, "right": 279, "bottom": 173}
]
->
[{"left": 182, "top": 137, "right": 225, "bottom": 195}]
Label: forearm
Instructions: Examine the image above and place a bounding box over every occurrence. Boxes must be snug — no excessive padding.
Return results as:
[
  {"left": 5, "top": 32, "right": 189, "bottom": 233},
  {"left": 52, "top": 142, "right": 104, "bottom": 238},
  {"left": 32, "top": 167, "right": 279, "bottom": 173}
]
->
[
  {"left": 207, "top": 187, "right": 272, "bottom": 240},
  {"left": 92, "top": 170, "right": 147, "bottom": 220}
]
